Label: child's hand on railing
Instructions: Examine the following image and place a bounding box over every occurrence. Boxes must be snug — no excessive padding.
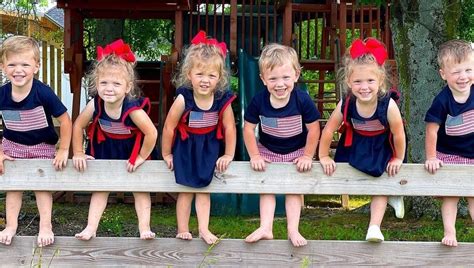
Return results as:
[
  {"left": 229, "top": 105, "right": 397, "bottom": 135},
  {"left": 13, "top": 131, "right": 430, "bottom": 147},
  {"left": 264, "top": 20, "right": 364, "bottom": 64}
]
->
[
  {"left": 424, "top": 158, "right": 443, "bottom": 174},
  {"left": 216, "top": 154, "right": 233, "bottom": 173},
  {"left": 319, "top": 156, "right": 336, "bottom": 176}
]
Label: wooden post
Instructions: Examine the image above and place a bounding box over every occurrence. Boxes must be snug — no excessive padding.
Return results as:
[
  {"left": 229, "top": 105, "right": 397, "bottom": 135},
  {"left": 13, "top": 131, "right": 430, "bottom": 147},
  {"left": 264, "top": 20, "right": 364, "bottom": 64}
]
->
[
  {"left": 42, "top": 41, "right": 48, "bottom": 84},
  {"left": 56, "top": 48, "right": 62, "bottom": 100},
  {"left": 49, "top": 44, "right": 55, "bottom": 92}
]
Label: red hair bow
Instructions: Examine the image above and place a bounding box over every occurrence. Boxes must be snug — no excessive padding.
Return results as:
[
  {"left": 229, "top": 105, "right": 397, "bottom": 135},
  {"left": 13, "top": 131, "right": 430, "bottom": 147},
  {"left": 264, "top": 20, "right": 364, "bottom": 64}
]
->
[
  {"left": 191, "top": 30, "right": 227, "bottom": 57},
  {"left": 97, "top": 39, "right": 136, "bottom": 62},
  {"left": 349, "top": 38, "right": 387, "bottom": 65}
]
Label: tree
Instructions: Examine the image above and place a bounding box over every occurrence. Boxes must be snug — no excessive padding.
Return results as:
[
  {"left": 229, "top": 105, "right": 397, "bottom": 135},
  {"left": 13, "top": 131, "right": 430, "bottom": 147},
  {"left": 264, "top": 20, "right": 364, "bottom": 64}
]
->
[{"left": 390, "top": 0, "right": 471, "bottom": 218}]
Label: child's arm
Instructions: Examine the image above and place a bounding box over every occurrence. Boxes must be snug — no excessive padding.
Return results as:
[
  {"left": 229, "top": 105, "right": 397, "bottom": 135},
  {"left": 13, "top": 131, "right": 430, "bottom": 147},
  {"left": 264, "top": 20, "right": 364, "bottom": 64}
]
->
[
  {"left": 243, "top": 121, "right": 268, "bottom": 171},
  {"left": 425, "top": 122, "right": 442, "bottom": 174},
  {"left": 161, "top": 95, "right": 185, "bottom": 170},
  {"left": 72, "top": 101, "right": 95, "bottom": 172},
  {"left": 294, "top": 121, "right": 320, "bottom": 172},
  {"left": 53, "top": 112, "right": 72, "bottom": 171},
  {"left": 216, "top": 105, "right": 236, "bottom": 173},
  {"left": 318, "top": 100, "right": 343, "bottom": 176},
  {"left": 127, "top": 109, "right": 158, "bottom": 172},
  {"left": 386, "top": 99, "right": 406, "bottom": 176}
]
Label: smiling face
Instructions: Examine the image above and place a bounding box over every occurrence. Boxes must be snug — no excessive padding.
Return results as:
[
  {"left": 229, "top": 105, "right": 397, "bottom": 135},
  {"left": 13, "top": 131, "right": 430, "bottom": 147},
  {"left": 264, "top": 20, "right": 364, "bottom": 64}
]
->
[
  {"left": 187, "top": 63, "right": 220, "bottom": 98},
  {"left": 439, "top": 55, "right": 474, "bottom": 98},
  {"left": 96, "top": 65, "right": 132, "bottom": 105},
  {"left": 346, "top": 63, "right": 384, "bottom": 103},
  {"left": 260, "top": 63, "right": 300, "bottom": 105},
  {"left": 1, "top": 50, "right": 39, "bottom": 91}
]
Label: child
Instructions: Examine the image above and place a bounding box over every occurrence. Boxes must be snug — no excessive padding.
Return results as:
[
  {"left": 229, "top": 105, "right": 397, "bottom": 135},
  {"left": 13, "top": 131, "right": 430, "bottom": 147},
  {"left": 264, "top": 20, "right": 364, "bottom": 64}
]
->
[
  {"left": 424, "top": 39, "right": 474, "bottom": 247},
  {"left": 0, "top": 36, "right": 72, "bottom": 247},
  {"left": 161, "top": 31, "right": 236, "bottom": 245},
  {"left": 318, "top": 38, "right": 406, "bottom": 242},
  {"left": 243, "top": 43, "right": 320, "bottom": 247},
  {"left": 72, "top": 39, "right": 158, "bottom": 240}
]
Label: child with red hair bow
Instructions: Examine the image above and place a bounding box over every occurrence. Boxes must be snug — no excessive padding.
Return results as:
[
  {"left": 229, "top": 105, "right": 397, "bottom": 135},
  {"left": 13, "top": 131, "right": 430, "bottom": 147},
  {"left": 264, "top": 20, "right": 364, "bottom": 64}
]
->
[
  {"left": 72, "top": 39, "right": 158, "bottom": 241},
  {"left": 161, "top": 31, "right": 236, "bottom": 245},
  {"left": 319, "top": 38, "right": 406, "bottom": 242}
]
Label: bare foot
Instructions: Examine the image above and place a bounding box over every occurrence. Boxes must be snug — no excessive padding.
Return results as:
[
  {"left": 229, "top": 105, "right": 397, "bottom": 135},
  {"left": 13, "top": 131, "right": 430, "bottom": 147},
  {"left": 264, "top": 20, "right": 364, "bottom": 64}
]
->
[
  {"left": 442, "top": 233, "right": 458, "bottom": 247},
  {"left": 176, "top": 232, "right": 193, "bottom": 240},
  {"left": 288, "top": 231, "right": 307, "bottom": 247},
  {"left": 140, "top": 230, "right": 156, "bottom": 240},
  {"left": 75, "top": 227, "right": 97, "bottom": 241},
  {"left": 37, "top": 228, "right": 54, "bottom": 247},
  {"left": 199, "top": 229, "right": 218, "bottom": 245},
  {"left": 244, "top": 227, "right": 273, "bottom": 243},
  {"left": 0, "top": 227, "right": 17, "bottom": 246}
]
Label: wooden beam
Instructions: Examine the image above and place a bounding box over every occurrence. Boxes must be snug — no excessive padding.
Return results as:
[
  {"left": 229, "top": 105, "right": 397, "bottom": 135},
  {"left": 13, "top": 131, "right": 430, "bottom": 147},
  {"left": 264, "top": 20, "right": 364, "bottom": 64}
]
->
[
  {"left": 56, "top": 0, "right": 189, "bottom": 11},
  {"left": 0, "top": 160, "right": 473, "bottom": 196},
  {"left": 1, "top": 237, "right": 473, "bottom": 266}
]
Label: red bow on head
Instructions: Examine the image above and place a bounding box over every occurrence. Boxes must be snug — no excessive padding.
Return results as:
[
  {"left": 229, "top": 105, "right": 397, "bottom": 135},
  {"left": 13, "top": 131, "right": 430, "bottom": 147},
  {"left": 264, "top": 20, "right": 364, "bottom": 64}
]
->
[
  {"left": 97, "top": 39, "right": 136, "bottom": 62},
  {"left": 191, "top": 30, "right": 227, "bottom": 57},
  {"left": 349, "top": 38, "right": 387, "bottom": 65}
]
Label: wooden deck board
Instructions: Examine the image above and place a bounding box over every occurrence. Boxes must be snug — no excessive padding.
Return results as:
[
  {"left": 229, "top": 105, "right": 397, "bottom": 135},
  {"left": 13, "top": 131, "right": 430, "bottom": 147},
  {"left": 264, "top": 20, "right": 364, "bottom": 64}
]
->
[
  {"left": 0, "top": 160, "right": 473, "bottom": 196},
  {"left": 1, "top": 237, "right": 473, "bottom": 267}
]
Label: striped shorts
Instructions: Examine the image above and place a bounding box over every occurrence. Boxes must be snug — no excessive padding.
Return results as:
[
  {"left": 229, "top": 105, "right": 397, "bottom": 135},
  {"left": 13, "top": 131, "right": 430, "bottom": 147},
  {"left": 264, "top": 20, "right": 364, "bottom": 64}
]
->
[
  {"left": 257, "top": 143, "right": 305, "bottom": 163},
  {"left": 2, "top": 137, "right": 56, "bottom": 159},
  {"left": 436, "top": 151, "right": 474, "bottom": 165}
]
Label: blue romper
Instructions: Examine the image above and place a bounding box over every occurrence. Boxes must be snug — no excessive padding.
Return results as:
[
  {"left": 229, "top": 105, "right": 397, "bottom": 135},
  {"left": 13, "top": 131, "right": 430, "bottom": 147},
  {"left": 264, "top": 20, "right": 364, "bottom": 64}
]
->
[
  {"left": 86, "top": 96, "right": 157, "bottom": 163},
  {"left": 335, "top": 95, "right": 396, "bottom": 177},
  {"left": 172, "top": 87, "right": 236, "bottom": 188}
]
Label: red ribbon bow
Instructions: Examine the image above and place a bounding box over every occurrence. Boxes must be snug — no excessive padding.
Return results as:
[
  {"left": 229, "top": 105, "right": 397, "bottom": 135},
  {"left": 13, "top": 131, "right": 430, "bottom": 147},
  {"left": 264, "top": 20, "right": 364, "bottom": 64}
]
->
[
  {"left": 97, "top": 39, "right": 136, "bottom": 62},
  {"left": 191, "top": 30, "right": 227, "bottom": 57},
  {"left": 349, "top": 38, "right": 387, "bottom": 65}
]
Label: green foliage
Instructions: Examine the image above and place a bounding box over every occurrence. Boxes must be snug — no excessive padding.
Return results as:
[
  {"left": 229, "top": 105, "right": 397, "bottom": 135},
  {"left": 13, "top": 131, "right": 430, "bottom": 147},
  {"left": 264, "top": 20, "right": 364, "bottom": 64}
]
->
[
  {"left": 459, "top": 0, "right": 474, "bottom": 40},
  {"left": 84, "top": 19, "right": 173, "bottom": 61}
]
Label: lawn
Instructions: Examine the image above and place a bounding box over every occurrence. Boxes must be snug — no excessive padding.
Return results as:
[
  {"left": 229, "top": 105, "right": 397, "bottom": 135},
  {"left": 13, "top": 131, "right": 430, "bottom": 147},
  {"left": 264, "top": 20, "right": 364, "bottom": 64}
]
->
[{"left": 1, "top": 194, "right": 474, "bottom": 243}]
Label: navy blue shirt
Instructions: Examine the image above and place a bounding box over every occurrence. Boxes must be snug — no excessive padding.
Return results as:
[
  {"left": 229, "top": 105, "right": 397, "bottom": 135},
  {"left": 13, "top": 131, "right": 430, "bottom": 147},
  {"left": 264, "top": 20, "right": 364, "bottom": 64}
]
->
[
  {"left": 425, "top": 85, "right": 474, "bottom": 158},
  {"left": 0, "top": 79, "right": 67, "bottom": 145},
  {"left": 244, "top": 88, "right": 320, "bottom": 154}
]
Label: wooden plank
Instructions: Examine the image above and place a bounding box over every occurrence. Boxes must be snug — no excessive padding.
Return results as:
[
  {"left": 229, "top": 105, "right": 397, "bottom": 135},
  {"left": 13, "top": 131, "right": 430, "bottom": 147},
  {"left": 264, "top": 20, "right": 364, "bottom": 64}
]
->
[
  {"left": 1, "top": 237, "right": 473, "bottom": 267},
  {"left": 56, "top": 48, "right": 62, "bottom": 100},
  {"left": 42, "top": 40, "right": 48, "bottom": 84},
  {"left": 49, "top": 44, "right": 55, "bottom": 92},
  {"left": 0, "top": 160, "right": 473, "bottom": 196}
]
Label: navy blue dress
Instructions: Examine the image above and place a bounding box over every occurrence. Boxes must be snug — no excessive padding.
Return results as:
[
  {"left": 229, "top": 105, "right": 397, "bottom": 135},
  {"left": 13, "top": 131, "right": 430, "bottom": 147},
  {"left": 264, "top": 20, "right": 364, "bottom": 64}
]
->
[
  {"left": 172, "top": 87, "right": 236, "bottom": 188},
  {"left": 335, "top": 95, "right": 395, "bottom": 177},
  {"left": 86, "top": 96, "right": 157, "bottom": 163}
]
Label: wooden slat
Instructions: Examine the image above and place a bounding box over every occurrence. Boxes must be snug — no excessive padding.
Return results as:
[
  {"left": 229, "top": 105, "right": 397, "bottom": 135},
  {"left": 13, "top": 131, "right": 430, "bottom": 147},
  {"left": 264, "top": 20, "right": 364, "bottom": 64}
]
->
[
  {"left": 1, "top": 237, "right": 473, "bottom": 267},
  {"left": 0, "top": 160, "right": 473, "bottom": 197},
  {"left": 49, "top": 44, "right": 55, "bottom": 91},
  {"left": 56, "top": 48, "right": 62, "bottom": 100}
]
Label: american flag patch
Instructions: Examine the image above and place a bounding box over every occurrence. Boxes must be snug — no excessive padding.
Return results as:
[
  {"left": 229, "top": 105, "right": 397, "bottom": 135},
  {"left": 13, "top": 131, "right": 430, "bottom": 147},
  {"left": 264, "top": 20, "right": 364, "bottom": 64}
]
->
[
  {"left": 1, "top": 106, "right": 48, "bottom": 132},
  {"left": 99, "top": 119, "right": 131, "bottom": 135},
  {"left": 351, "top": 118, "right": 385, "bottom": 132},
  {"left": 188, "top": 111, "right": 218, "bottom": 128},
  {"left": 445, "top": 110, "right": 474, "bottom": 136},
  {"left": 259, "top": 115, "right": 302, "bottom": 138}
]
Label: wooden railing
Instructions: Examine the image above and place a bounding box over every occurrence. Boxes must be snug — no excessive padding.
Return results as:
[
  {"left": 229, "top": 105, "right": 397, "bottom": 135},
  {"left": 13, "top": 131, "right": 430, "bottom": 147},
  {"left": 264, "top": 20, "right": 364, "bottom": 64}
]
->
[{"left": 1, "top": 160, "right": 473, "bottom": 266}]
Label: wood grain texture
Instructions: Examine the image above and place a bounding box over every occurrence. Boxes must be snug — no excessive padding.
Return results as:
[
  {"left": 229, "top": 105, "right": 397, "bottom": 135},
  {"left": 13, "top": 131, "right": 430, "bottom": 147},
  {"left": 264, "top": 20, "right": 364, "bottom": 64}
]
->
[
  {"left": 0, "top": 159, "right": 473, "bottom": 196},
  {"left": 1, "top": 237, "right": 473, "bottom": 267}
]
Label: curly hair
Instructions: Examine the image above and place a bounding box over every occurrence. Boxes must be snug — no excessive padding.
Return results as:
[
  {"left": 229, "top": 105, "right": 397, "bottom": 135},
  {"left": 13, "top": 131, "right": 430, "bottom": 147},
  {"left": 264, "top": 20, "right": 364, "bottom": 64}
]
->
[
  {"left": 86, "top": 54, "right": 141, "bottom": 99},
  {"left": 172, "top": 43, "right": 229, "bottom": 94}
]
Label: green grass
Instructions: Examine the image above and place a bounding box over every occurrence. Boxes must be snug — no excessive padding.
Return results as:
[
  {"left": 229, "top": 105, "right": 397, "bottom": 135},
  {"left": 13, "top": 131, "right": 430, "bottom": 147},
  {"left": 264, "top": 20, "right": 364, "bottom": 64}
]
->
[{"left": 2, "top": 195, "right": 474, "bottom": 243}]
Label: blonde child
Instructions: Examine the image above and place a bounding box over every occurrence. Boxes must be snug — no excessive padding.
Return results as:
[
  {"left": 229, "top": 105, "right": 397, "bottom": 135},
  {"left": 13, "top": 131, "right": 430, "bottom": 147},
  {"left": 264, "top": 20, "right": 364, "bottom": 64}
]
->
[
  {"left": 424, "top": 39, "right": 474, "bottom": 247},
  {"left": 161, "top": 31, "right": 236, "bottom": 245},
  {"left": 243, "top": 43, "right": 320, "bottom": 247},
  {"left": 0, "top": 36, "right": 72, "bottom": 247},
  {"left": 72, "top": 39, "right": 158, "bottom": 240},
  {"left": 319, "top": 38, "right": 406, "bottom": 242}
]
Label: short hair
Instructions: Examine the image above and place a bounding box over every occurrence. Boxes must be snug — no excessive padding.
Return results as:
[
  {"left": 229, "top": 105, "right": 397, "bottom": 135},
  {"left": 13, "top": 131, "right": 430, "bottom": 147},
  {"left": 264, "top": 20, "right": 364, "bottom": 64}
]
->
[
  {"left": 258, "top": 43, "right": 301, "bottom": 74},
  {"left": 437, "top": 39, "right": 473, "bottom": 69},
  {"left": 0, "top": 35, "right": 40, "bottom": 63},
  {"left": 172, "top": 43, "right": 229, "bottom": 93}
]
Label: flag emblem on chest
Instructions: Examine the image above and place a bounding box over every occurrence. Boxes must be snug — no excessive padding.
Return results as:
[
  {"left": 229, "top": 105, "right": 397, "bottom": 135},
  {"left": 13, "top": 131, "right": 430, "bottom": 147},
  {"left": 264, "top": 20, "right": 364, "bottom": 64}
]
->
[
  {"left": 445, "top": 110, "right": 474, "bottom": 136},
  {"left": 351, "top": 118, "right": 385, "bottom": 131},
  {"left": 259, "top": 115, "right": 302, "bottom": 138},
  {"left": 1, "top": 106, "right": 48, "bottom": 132},
  {"left": 99, "top": 119, "right": 131, "bottom": 135},
  {"left": 188, "top": 111, "right": 218, "bottom": 128}
]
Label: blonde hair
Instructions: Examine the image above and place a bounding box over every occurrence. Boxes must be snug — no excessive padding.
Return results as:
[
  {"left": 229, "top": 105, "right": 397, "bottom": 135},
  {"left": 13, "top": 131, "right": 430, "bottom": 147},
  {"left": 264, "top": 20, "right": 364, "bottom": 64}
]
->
[
  {"left": 1, "top": 35, "right": 40, "bottom": 63},
  {"left": 437, "top": 39, "right": 473, "bottom": 69},
  {"left": 338, "top": 43, "right": 389, "bottom": 97},
  {"left": 173, "top": 43, "right": 229, "bottom": 94},
  {"left": 86, "top": 54, "right": 140, "bottom": 98},
  {"left": 258, "top": 43, "right": 301, "bottom": 75}
]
